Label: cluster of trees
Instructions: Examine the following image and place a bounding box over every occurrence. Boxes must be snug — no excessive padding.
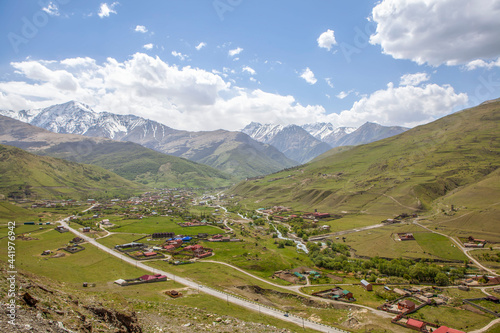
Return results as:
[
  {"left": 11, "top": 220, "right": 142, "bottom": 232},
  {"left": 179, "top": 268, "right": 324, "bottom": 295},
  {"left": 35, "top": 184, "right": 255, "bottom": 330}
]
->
[{"left": 307, "top": 242, "right": 465, "bottom": 286}]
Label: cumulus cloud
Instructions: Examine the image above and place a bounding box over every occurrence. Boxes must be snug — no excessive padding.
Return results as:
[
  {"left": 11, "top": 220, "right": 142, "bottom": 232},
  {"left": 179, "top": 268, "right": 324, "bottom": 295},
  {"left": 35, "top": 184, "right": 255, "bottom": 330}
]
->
[
  {"left": 143, "top": 43, "right": 154, "bottom": 50},
  {"left": 42, "top": 2, "right": 60, "bottom": 16},
  {"left": 242, "top": 66, "right": 256, "bottom": 75},
  {"left": 0, "top": 54, "right": 469, "bottom": 131},
  {"left": 370, "top": 0, "right": 500, "bottom": 66},
  {"left": 134, "top": 25, "right": 148, "bottom": 33},
  {"left": 332, "top": 82, "right": 468, "bottom": 127},
  {"left": 98, "top": 2, "right": 119, "bottom": 18},
  {"left": 172, "top": 51, "right": 189, "bottom": 61},
  {"left": 400, "top": 73, "right": 430, "bottom": 86},
  {"left": 228, "top": 47, "right": 243, "bottom": 57},
  {"left": 300, "top": 68, "right": 317, "bottom": 85},
  {"left": 317, "top": 29, "right": 337, "bottom": 51},
  {"left": 195, "top": 42, "right": 207, "bottom": 51},
  {"left": 465, "top": 57, "right": 500, "bottom": 71}
]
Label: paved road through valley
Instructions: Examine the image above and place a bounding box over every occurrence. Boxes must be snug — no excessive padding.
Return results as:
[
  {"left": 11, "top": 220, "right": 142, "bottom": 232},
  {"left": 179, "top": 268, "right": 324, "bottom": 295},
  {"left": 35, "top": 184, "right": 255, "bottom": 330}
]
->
[{"left": 58, "top": 218, "right": 348, "bottom": 333}]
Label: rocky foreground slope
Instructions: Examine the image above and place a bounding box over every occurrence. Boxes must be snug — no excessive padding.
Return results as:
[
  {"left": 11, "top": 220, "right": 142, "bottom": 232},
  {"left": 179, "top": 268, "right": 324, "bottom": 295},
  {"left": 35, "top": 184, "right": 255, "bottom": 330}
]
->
[{"left": 0, "top": 264, "right": 292, "bottom": 333}]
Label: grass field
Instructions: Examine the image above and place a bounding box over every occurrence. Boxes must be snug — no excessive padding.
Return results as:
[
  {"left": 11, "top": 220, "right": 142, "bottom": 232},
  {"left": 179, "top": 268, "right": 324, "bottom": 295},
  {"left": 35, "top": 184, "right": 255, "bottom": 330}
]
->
[
  {"left": 108, "top": 216, "right": 223, "bottom": 235},
  {"left": 342, "top": 223, "right": 467, "bottom": 262},
  {"left": 412, "top": 305, "right": 495, "bottom": 332},
  {"left": 412, "top": 232, "right": 467, "bottom": 261}
]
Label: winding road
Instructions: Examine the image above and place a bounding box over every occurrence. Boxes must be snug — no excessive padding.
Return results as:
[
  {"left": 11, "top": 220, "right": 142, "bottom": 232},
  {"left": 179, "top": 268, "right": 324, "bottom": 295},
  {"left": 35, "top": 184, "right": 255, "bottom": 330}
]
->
[{"left": 58, "top": 218, "right": 348, "bottom": 333}]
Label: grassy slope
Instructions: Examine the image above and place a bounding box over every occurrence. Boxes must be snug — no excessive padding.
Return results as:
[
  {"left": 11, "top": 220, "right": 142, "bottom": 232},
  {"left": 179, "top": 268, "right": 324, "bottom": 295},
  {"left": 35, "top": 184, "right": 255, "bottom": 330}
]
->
[
  {"left": 0, "top": 115, "right": 234, "bottom": 189},
  {"left": 0, "top": 144, "right": 143, "bottom": 200},
  {"left": 42, "top": 140, "right": 235, "bottom": 189},
  {"left": 231, "top": 101, "right": 500, "bottom": 219}
]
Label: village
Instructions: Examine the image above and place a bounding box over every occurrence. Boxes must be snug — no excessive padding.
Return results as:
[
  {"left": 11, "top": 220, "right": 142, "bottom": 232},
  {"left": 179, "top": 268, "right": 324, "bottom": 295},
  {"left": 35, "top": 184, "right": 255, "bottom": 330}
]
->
[{"left": 10, "top": 189, "right": 500, "bottom": 333}]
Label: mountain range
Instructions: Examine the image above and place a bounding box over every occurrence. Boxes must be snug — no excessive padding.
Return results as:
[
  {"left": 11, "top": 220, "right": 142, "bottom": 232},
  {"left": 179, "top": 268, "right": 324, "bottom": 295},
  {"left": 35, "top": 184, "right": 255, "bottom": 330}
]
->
[
  {"left": 243, "top": 121, "right": 409, "bottom": 163},
  {"left": 0, "top": 101, "right": 297, "bottom": 179},
  {"left": 241, "top": 123, "right": 332, "bottom": 164},
  {"left": 0, "top": 101, "right": 410, "bottom": 172},
  {"left": 0, "top": 116, "right": 233, "bottom": 189},
  {"left": 231, "top": 99, "right": 500, "bottom": 225}
]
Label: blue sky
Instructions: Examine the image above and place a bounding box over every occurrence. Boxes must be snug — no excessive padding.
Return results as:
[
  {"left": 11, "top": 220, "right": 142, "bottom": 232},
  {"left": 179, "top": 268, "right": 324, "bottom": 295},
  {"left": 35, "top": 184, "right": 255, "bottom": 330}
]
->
[{"left": 0, "top": 0, "right": 499, "bottom": 131}]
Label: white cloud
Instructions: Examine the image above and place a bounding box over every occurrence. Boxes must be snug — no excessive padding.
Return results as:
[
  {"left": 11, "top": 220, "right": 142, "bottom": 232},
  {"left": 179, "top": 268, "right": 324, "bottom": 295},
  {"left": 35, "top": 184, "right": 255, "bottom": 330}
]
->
[
  {"left": 42, "top": 2, "right": 60, "bottom": 16},
  {"left": 195, "top": 42, "right": 207, "bottom": 51},
  {"left": 143, "top": 43, "right": 154, "bottom": 50},
  {"left": 465, "top": 57, "right": 500, "bottom": 71},
  {"left": 325, "top": 78, "right": 334, "bottom": 89},
  {"left": 332, "top": 82, "right": 468, "bottom": 127},
  {"left": 400, "top": 73, "right": 430, "bottom": 86},
  {"left": 242, "top": 66, "right": 256, "bottom": 75},
  {"left": 134, "top": 25, "right": 148, "bottom": 33},
  {"left": 0, "top": 54, "right": 469, "bottom": 132},
  {"left": 172, "top": 51, "right": 189, "bottom": 61},
  {"left": 61, "top": 57, "right": 97, "bottom": 67},
  {"left": 228, "top": 47, "right": 243, "bottom": 57},
  {"left": 98, "top": 2, "right": 119, "bottom": 18},
  {"left": 317, "top": 29, "right": 337, "bottom": 51},
  {"left": 336, "top": 91, "right": 350, "bottom": 100},
  {"left": 370, "top": 0, "right": 500, "bottom": 66},
  {"left": 300, "top": 68, "right": 317, "bottom": 85}
]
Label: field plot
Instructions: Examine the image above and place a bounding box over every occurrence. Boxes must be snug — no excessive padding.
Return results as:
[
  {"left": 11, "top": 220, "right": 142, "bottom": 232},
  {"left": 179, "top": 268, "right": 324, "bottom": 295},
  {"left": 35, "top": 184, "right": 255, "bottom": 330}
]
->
[
  {"left": 109, "top": 216, "right": 222, "bottom": 235},
  {"left": 412, "top": 304, "right": 495, "bottom": 332},
  {"left": 203, "top": 235, "right": 313, "bottom": 279},
  {"left": 412, "top": 232, "right": 467, "bottom": 261},
  {"left": 0, "top": 226, "right": 149, "bottom": 287}
]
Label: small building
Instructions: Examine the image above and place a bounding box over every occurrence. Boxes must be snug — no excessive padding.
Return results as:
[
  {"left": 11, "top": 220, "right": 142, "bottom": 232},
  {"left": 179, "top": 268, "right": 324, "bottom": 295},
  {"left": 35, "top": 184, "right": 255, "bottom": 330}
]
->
[
  {"left": 398, "top": 300, "right": 416, "bottom": 312},
  {"left": 342, "top": 290, "right": 353, "bottom": 300},
  {"left": 360, "top": 279, "right": 373, "bottom": 291},
  {"left": 163, "top": 245, "right": 176, "bottom": 252},
  {"left": 55, "top": 226, "right": 69, "bottom": 233},
  {"left": 406, "top": 318, "right": 426, "bottom": 331},
  {"left": 82, "top": 227, "right": 91, "bottom": 233},
  {"left": 165, "top": 290, "right": 182, "bottom": 298},
  {"left": 397, "top": 233, "right": 415, "bottom": 241},
  {"left": 394, "top": 288, "right": 410, "bottom": 296}
]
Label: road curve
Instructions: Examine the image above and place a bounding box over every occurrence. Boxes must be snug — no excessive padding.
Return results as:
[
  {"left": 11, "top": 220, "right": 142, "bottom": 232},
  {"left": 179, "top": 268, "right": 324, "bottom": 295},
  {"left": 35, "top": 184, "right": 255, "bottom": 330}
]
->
[
  {"left": 413, "top": 220, "right": 499, "bottom": 276},
  {"left": 58, "top": 219, "right": 348, "bottom": 333}
]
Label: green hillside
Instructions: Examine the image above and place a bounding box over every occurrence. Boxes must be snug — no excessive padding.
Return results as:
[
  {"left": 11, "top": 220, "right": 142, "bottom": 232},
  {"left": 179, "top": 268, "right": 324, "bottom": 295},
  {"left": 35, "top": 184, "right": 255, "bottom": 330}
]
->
[
  {"left": 230, "top": 100, "right": 500, "bottom": 219},
  {"left": 0, "top": 144, "right": 143, "bottom": 200},
  {"left": 0, "top": 115, "right": 234, "bottom": 189},
  {"left": 42, "top": 140, "right": 234, "bottom": 188}
]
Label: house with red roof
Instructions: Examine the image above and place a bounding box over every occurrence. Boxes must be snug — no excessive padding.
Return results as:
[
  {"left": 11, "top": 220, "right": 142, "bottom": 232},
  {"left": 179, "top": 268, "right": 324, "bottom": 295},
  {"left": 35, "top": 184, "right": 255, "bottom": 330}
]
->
[{"left": 406, "top": 318, "right": 426, "bottom": 331}]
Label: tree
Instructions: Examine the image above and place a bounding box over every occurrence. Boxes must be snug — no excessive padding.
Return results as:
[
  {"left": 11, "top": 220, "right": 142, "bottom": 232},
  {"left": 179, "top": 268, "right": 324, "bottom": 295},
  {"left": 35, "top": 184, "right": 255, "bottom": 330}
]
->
[{"left": 435, "top": 272, "right": 450, "bottom": 286}]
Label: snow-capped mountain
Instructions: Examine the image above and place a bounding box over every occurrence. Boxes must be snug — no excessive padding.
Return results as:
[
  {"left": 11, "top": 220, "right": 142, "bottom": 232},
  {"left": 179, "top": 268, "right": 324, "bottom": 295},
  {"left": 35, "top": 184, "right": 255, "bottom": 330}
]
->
[
  {"left": 243, "top": 121, "right": 409, "bottom": 162},
  {"left": 334, "top": 122, "right": 409, "bottom": 147},
  {"left": 301, "top": 123, "right": 356, "bottom": 147},
  {"left": 0, "top": 101, "right": 297, "bottom": 178},
  {"left": 5, "top": 101, "right": 179, "bottom": 141},
  {"left": 241, "top": 122, "right": 332, "bottom": 164}
]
